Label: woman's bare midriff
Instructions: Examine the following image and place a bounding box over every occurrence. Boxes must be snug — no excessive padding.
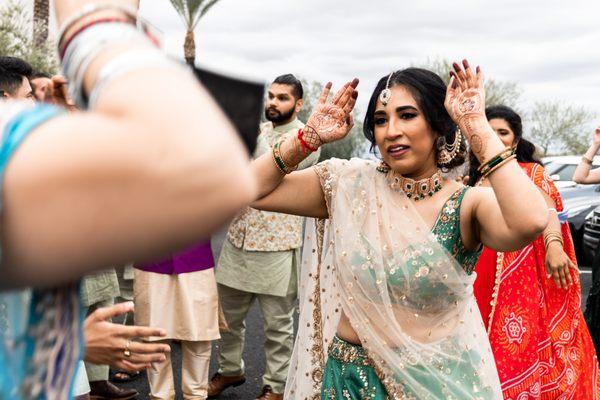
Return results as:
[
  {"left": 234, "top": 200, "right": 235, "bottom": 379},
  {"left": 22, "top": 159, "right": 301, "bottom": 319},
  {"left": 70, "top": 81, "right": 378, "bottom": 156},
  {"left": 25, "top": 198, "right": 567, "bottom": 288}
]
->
[{"left": 336, "top": 311, "right": 362, "bottom": 345}]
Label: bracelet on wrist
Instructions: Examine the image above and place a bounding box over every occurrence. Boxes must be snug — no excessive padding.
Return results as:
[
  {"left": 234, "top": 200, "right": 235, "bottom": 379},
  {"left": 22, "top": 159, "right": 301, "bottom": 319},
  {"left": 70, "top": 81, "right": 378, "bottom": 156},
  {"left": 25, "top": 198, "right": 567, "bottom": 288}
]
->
[
  {"left": 582, "top": 156, "right": 593, "bottom": 166},
  {"left": 297, "top": 129, "right": 318, "bottom": 154},
  {"left": 478, "top": 147, "right": 515, "bottom": 175},
  {"left": 59, "top": 17, "right": 132, "bottom": 59},
  {"left": 543, "top": 231, "right": 564, "bottom": 249},
  {"left": 58, "top": 2, "right": 139, "bottom": 53},
  {"left": 481, "top": 154, "right": 516, "bottom": 179},
  {"left": 272, "top": 139, "right": 298, "bottom": 174}
]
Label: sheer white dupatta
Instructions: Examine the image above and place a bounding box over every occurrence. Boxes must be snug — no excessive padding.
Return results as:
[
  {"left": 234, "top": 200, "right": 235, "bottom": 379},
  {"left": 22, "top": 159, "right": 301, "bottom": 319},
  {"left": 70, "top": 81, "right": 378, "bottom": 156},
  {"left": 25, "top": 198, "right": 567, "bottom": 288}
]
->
[{"left": 285, "top": 158, "right": 501, "bottom": 399}]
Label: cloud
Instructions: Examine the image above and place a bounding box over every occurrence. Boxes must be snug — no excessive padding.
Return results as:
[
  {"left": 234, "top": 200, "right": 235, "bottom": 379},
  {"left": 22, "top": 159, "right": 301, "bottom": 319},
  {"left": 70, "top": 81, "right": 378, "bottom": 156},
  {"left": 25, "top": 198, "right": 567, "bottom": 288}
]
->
[{"left": 140, "top": 0, "right": 600, "bottom": 119}]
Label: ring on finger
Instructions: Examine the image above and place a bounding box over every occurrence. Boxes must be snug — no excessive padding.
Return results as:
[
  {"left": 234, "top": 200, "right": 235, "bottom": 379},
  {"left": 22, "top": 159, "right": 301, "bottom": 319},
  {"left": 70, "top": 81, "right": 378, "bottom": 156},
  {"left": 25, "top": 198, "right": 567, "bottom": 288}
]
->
[{"left": 123, "top": 340, "right": 132, "bottom": 358}]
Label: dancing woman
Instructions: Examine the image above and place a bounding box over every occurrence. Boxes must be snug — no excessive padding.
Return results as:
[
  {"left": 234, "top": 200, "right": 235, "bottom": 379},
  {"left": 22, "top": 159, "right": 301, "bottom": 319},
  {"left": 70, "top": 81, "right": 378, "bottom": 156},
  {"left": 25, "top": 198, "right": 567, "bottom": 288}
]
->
[
  {"left": 250, "top": 61, "right": 548, "bottom": 399},
  {"left": 469, "top": 106, "right": 599, "bottom": 399}
]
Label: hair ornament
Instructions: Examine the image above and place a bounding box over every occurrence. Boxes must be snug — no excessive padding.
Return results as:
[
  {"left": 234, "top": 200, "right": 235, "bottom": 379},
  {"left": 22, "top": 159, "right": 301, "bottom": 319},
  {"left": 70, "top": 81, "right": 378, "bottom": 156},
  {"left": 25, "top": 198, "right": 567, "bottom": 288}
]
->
[{"left": 379, "top": 71, "right": 394, "bottom": 106}]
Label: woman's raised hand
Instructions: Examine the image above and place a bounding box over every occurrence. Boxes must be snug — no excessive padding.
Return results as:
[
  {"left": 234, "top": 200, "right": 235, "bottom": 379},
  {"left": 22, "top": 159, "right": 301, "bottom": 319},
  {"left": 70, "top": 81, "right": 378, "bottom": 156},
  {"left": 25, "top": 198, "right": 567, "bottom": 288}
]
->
[
  {"left": 592, "top": 126, "right": 600, "bottom": 146},
  {"left": 444, "top": 60, "right": 486, "bottom": 126},
  {"left": 303, "top": 79, "right": 359, "bottom": 147}
]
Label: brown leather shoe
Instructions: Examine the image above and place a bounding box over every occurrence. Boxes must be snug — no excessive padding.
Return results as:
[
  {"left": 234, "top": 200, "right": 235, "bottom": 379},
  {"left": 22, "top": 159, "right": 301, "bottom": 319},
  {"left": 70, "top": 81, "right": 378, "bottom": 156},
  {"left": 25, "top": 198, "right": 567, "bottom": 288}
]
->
[
  {"left": 89, "top": 380, "right": 138, "bottom": 400},
  {"left": 207, "top": 372, "right": 246, "bottom": 398},
  {"left": 255, "top": 385, "right": 283, "bottom": 400}
]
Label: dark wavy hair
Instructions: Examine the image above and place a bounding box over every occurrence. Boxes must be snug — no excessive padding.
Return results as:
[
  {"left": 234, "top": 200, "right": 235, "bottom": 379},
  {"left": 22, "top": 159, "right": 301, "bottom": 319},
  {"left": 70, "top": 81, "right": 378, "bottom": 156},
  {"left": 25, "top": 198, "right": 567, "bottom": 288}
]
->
[
  {"left": 363, "top": 67, "right": 467, "bottom": 171},
  {"left": 467, "top": 105, "right": 541, "bottom": 186}
]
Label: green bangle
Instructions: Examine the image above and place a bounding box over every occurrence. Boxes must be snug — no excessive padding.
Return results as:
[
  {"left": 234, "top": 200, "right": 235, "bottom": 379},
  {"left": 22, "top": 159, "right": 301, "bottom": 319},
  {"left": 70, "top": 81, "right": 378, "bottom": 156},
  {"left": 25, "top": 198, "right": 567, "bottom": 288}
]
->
[
  {"left": 272, "top": 140, "right": 297, "bottom": 174},
  {"left": 478, "top": 147, "right": 515, "bottom": 175}
]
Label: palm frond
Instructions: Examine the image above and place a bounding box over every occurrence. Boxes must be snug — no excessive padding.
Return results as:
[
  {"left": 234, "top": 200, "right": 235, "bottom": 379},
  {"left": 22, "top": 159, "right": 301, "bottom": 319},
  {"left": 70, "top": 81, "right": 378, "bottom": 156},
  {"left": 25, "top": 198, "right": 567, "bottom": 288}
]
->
[
  {"left": 199, "top": 0, "right": 220, "bottom": 19},
  {"left": 169, "top": 0, "right": 221, "bottom": 29}
]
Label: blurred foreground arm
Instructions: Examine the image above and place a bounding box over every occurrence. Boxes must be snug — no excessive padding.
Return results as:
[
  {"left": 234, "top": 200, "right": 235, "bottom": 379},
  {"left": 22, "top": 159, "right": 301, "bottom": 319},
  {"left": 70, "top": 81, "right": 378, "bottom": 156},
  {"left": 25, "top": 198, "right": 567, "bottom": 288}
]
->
[{"left": 0, "top": 1, "right": 255, "bottom": 288}]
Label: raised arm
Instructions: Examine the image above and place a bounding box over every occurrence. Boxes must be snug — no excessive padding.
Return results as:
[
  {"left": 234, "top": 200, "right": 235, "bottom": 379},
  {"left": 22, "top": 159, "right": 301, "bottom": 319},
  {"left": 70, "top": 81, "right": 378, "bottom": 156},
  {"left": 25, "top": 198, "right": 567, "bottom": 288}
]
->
[
  {"left": 445, "top": 61, "right": 547, "bottom": 252},
  {"left": 0, "top": 0, "right": 255, "bottom": 289},
  {"left": 573, "top": 126, "right": 600, "bottom": 184},
  {"left": 251, "top": 79, "right": 359, "bottom": 218}
]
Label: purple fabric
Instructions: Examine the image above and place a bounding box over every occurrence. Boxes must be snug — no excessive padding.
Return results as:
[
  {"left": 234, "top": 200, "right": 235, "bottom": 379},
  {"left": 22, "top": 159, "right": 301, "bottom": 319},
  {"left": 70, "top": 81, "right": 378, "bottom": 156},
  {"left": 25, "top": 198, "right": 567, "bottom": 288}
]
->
[{"left": 135, "top": 241, "right": 214, "bottom": 275}]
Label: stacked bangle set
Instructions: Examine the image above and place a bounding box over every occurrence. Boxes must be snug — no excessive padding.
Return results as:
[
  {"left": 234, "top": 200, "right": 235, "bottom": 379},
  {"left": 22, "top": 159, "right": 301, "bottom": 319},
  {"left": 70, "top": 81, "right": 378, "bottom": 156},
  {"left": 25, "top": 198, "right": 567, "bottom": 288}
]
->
[
  {"left": 544, "top": 231, "right": 564, "bottom": 249},
  {"left": 477, "top": 147, "right": 517, "bottom": 179},
  {"left": 58, "top": 2, "right": 181, "bottom": 110},
  {"left": 272, "top": 129, "right": 316, "bottom": 174}
]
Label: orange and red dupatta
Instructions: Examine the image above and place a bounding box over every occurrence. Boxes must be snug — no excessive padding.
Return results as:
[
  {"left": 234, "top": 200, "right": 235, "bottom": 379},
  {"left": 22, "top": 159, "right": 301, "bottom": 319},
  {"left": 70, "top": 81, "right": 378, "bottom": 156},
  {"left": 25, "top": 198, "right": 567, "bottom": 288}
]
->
[{"left": 473, "top": 162, "right": 600, "bottom": 399}]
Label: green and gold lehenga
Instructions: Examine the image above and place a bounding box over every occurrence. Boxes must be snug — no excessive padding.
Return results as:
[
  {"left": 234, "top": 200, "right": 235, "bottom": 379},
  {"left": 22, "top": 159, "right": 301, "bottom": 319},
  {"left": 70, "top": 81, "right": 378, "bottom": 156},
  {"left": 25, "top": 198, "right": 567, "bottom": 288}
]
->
[{"left": 285, "top": 158, "right": 502, "bottom": 400}]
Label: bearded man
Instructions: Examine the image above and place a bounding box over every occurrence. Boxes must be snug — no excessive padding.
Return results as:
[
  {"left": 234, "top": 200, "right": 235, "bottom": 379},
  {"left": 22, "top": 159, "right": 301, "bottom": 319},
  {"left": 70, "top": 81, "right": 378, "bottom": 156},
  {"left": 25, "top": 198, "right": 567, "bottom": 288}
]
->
[{"left": 209, "top": 74, "right": 320, "bottom": 400}]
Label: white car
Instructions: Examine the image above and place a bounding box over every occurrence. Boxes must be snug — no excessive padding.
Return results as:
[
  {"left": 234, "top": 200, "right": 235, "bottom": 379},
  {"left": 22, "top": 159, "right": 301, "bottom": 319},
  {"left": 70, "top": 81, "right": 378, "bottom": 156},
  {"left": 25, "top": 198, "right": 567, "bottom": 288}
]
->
[{"left": 542, "top": 155, "right": 600, "bottom": 188}]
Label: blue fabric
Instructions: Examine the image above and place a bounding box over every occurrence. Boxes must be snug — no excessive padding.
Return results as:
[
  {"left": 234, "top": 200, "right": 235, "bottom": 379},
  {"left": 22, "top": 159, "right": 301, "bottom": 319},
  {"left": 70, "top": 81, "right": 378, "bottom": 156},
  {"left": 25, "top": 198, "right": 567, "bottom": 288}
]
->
[
  {"left": 0, "top": 104, "right": 83, "bottom": 400},
  {"left": 558, "top": 210, "right": 569, "bottom": 223}
]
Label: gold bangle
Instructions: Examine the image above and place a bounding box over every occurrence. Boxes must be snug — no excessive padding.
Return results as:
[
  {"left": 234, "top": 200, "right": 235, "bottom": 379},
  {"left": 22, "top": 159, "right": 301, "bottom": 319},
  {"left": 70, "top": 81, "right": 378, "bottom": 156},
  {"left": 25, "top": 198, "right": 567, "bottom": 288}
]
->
[
  {"left": 272, "top": 139, "right": 297, "bottom": 174},
  {"left": 481, "top": 154, "right": 516, "bottom": 178},
  {"left": 545, "top": 237, "right": 564, "bottom": 249},
  {"left": 543, "top": 231, "right": 564, "bottom": 249},
  {"left": 478, "top": 147, "right": 514, "bottom": 174},
  {"left": 543, "top": 231, "right": 563, "bottom": 242},
  {"left": 582, "top": 156, "right": 593, "bottom": 166}
]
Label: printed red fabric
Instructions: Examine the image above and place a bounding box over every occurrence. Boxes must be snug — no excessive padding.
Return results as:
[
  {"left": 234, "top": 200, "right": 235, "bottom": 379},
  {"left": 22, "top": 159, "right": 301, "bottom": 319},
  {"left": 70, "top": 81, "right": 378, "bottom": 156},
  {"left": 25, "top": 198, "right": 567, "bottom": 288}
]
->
[{"left": 473, "top": 162, "right": 600, "bottom": 399}]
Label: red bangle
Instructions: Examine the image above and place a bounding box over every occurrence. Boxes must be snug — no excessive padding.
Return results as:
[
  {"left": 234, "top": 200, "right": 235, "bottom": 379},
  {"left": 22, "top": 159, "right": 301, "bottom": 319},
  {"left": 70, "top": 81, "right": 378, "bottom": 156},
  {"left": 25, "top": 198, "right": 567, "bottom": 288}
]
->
[
  {"left": 59, "top": 17, "right": 132, "bottom": 60},
  {"left": 297, "top": 129, "right": 318, "bottom": 154}
]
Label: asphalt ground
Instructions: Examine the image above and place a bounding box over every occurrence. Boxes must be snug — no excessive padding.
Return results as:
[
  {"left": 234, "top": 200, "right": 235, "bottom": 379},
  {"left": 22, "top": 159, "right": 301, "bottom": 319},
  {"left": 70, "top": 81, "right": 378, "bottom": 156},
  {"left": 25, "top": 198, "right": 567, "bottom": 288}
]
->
[{"left": 118, "top": 229, "right": 595, "bottom": 400}]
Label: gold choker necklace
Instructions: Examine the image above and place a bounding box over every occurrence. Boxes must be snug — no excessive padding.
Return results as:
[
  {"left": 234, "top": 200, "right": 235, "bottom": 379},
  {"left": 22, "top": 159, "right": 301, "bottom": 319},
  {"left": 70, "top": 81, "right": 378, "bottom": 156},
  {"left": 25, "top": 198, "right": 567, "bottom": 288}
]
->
[{"left": 387, "top": 170, "right": 443, "bottom": 201}]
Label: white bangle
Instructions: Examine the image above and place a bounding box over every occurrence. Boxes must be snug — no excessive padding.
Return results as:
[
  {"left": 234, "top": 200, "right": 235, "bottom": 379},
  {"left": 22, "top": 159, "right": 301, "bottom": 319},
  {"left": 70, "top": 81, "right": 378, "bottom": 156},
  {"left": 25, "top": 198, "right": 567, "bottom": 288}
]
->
[
  {"left": 89, "top": 49, "right": 184, "bottom": 108},
  {"left": 57, "top": 2, "right": 138, "bottom": 51},
  {"left": 62, "top": 23, "right": 148, "bottom": 108}
]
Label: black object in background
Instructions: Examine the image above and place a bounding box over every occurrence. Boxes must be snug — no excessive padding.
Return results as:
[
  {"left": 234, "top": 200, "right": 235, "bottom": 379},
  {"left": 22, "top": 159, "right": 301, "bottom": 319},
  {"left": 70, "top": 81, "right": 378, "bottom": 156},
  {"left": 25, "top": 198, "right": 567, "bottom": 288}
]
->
[{"left": 193, "top": 67, "right": 264, "bottom": 155}]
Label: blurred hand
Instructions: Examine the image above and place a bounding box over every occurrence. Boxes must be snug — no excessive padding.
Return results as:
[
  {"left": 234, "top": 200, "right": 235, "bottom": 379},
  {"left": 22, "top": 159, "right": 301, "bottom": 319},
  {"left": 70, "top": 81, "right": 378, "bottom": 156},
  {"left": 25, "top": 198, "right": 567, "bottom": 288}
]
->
[
  {"left": 84, "top": 302, "right": 170, "bottom": 372},
  {"left": 48, "top": 76, "right": 76, "bottom": 110},
  {"left": 545, "top": 242, "right": 578, "bottom": 289},
  {"left": 593, "top": 126, "right": 600, "bottom": 146}
]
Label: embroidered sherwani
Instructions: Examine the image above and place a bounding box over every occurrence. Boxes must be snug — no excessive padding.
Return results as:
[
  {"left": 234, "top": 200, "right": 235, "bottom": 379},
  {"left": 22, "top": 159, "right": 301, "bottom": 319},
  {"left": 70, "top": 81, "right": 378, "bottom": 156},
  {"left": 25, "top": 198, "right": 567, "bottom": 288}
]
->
[{"left": 215, "top": 118, "right": 320, "bottom": 393}]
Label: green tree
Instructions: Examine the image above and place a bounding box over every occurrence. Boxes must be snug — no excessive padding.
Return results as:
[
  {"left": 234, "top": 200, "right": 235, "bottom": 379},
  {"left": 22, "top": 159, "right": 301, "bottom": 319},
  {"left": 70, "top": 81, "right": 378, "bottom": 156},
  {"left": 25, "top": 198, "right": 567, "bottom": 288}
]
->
[
  {"left": 0, "top": 0, "right": 58, "bottom": 74},
  {"left": 413, "top": 57, "right": 522, "bottom": 108},
  {"left": 529, "top": 101, "right": 595, "bottom": 156},
  {"left": 169, "top": 0, "right": 220, "bottom": 66},
  {"left": 297, "top": 78, "right": 368, "bottom": 160}
]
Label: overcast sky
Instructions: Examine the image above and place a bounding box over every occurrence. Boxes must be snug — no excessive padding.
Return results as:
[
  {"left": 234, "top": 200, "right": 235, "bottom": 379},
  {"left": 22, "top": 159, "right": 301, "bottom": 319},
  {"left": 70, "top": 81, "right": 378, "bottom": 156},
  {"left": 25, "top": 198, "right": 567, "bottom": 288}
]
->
[{"left": 138, "top": 0, "right": 600, "bottom": 127}]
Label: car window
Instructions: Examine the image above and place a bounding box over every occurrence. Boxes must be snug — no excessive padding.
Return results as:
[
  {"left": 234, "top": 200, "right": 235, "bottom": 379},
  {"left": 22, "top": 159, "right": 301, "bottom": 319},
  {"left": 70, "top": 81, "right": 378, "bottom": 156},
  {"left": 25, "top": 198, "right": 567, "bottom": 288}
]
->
[
  {"left": 551, "top": 164, "right": 577, "bottom": 181},
  {"left": 545, "top": 162, "right": 560, "bottom": 175}
]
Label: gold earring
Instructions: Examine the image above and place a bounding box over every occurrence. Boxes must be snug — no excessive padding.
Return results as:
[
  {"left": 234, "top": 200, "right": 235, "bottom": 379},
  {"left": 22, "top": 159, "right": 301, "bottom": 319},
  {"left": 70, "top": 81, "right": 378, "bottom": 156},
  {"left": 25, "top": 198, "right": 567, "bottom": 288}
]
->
[
  {"left": 438, "top": 129, "right": 462, "bottom": 166},
  {"left": 376, "top": 161, "right": 391, "bottom": 173}
]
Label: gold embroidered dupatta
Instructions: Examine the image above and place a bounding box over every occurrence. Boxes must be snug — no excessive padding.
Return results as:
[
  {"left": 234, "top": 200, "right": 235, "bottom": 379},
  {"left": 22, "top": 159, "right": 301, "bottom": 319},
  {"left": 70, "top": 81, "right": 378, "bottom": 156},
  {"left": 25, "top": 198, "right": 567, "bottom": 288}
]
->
[{"left": 285, "top": 158, "right": 502, "bottom": 399}]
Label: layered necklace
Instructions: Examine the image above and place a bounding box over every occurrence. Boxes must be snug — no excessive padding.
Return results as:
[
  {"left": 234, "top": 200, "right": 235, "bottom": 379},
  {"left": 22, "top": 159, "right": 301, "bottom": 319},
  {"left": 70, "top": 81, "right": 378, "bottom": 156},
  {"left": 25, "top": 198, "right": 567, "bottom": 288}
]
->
[{"left": 387, "top": 170, "right": 444, "bottom": 201}]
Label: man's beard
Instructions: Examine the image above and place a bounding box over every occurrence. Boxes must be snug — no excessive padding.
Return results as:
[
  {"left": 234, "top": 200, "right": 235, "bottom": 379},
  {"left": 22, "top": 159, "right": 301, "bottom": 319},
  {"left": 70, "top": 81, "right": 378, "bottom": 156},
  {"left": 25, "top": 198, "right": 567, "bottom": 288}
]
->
[{"left": 265, "top": 105, "right": 295, "bottom": 123}]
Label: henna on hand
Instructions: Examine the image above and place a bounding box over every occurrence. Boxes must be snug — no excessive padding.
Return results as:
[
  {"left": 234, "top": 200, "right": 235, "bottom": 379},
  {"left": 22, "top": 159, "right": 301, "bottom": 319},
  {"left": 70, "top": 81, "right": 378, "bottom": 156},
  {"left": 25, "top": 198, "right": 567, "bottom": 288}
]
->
[
  {"left": 461, "top": 117, "right": 494, "bottom": 160},
  {"left": 445, "top": 60, "right": 494, "bottom": 161},
  {"left": 305, "top": 78, "right": 359, "bottom": 145},
  {"left": 302, "top": 125, "right": 323, "bottom": 150},
  {"left": 279, "top": 135, "right": 307, "bottom": 170}
]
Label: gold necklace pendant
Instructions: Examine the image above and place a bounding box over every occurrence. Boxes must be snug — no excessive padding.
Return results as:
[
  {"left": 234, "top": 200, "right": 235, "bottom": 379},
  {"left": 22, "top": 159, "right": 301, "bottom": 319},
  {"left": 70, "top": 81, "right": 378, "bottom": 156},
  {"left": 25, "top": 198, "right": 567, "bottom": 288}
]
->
[{"left": 388, "top": 170, "right": 444, "bottom": 201}]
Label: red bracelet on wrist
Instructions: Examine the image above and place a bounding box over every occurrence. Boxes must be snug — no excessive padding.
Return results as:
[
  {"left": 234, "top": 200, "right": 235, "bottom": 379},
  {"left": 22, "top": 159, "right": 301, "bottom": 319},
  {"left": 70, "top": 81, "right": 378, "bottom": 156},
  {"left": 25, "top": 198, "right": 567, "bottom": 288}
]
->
[
  {"left": 59, "top": 17, "right": 132, "bottom": 60},
  {"left": 297, "top": 129, "right": 318, "bottom": 154}
]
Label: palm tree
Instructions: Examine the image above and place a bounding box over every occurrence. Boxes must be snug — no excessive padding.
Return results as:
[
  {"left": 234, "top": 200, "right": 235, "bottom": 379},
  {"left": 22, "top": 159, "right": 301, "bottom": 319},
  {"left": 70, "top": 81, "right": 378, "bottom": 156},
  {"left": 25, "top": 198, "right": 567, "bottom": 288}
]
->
[
  {"left": 33, "top": 0, "right": 49, "bottom": 49},
  {"left": 169, "top": 0, "right": 220, "bottom": 66}
]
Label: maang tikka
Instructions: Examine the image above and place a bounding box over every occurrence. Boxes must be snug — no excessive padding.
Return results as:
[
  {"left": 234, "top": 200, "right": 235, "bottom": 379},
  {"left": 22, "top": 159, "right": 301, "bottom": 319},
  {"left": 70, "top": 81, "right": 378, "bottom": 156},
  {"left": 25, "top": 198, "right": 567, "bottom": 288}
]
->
[{"left": 379, "top": 71, "right": 394, "bottom": 106}]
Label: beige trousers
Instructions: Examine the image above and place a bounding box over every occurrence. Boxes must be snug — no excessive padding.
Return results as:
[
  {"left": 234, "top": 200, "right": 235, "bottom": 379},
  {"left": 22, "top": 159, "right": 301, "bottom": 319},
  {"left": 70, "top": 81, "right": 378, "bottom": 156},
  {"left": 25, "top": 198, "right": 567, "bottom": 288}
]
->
[{"left": 147, "top": 340, "right": 212, "bottom": 400}]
